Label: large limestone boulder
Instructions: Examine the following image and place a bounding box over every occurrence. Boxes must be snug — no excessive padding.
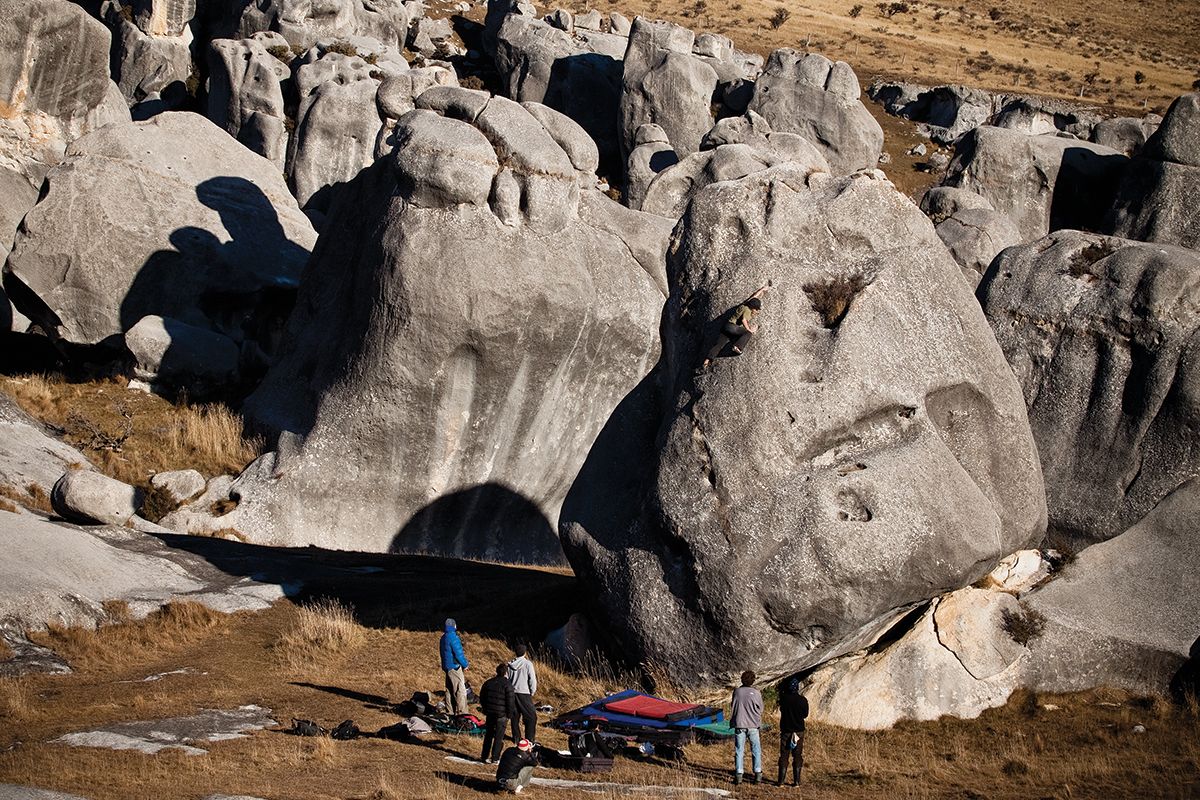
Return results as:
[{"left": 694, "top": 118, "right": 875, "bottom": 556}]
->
[
  {"left": 0, "top": 0, "right": 131, "bottom": 188},
  {"left": 748, "top": 50, "right": 883, "bottom": 175},
  {"left": 624, "top": 123, "right": 677, "bottom": 211},
  {"left": 919, "top": 187, "right": 1021, "bottom": 286},
  {"left": 231, "top": 0, "right": 410, "bottom": 49},
  {"left": 805, "top": 587, "right": 1028, "bottom": 729},
  {"left": 289, "top": 50, "right": 388, "bottom": 209},
  {"left": 561, "top": 168, "right": 1046, "bottom": 688},
  {"left": 1024, "top": 479, "right": 1200, "bottom": 696},
  {"left": 102, "top": 0, "right": 194, "bottom": 109},
  {"left": 0, "top": 167, "right": 38, "bottom": 261},
  {"left": 943, "top": 126, "right": 1128, "bottom": 242},
  {"left": 1091, "top": 114, "right": 1161, "bottom": 157},
  {"left": 207, "top": 33, "right": 293, "bottom": 170},
  {"left": 51, "top": 470, "right": 141, "bottom": 526},
  {"left": 868, "top": 82, "right": 994, "bottom": 144},
  {"left": 4, "top": 113, "right": 316, "bottom": 355},
  {"left": 1107, "top": 93, "right": 1200, "bottom": 250},
  {"left": 124, "top": 315, "right": 241, "bottom": 394},
  {"left": 978, "top": 230, "right": 1200, "bottom": 545},
  {"left": 494, "top": 13, "right": 623, "bottom": 174},
  {"left": 174, "top": 92, "right": 665, "bottom": 563},
  {"left": 619, "top": 18, "right": 717, "bottom": 161},
  {"left": 640, "top": 111, "right": 829, "bottom": 219}
]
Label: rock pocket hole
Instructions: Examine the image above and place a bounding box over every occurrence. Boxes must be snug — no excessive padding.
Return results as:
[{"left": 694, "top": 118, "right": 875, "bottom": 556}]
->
[
  {"left": 835, "top": 487, "right": 872, "bottom": 522},
  {"left": 802, "top": 273, "right": 870, "bottom": 329}
]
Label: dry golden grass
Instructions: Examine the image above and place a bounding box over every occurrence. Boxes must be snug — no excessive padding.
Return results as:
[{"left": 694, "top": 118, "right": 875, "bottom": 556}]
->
[
  {"left": 527, "top": 0, "right": 1198, "bottom": 115},
  {"left": 0, "top": 676, "right": 34, "bottom": 723},
  {"left": 0, "top": 483, "right": 53, "bottom": 515},
  {"left": 30, "top": 601, "right": 228, "bottom": 673},
  {"left": 0, "top": 375, "right": 262, "bottom": 490},
  {"left": 272, "top": 599, "right": 368, "bottom": 671},
  {"left": 1, "top": 558, "right": 1195, "bottom": 800}
]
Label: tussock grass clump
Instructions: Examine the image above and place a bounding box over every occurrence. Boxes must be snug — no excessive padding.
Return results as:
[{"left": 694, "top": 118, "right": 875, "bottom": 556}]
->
[
  {"left": 31, "top": 601, "right": 227, "bottom": 672},
  {"left": 0, "top": 375, "right": 262, "bottom": 488},
  {"left": 1001, "top": 603, "right": 1048, "bottom": 645},
  {"left": 804, "top": 273, "right": 871, "bottom": 328},
  {"left": 0, "top": 677, "right": 34, "bottom": 723},
  {"left": 0, "top": 483, "right": 53, "bottom": 515},
  {"left": 273, "top": 599, "right": 367, "bottom": 670}
]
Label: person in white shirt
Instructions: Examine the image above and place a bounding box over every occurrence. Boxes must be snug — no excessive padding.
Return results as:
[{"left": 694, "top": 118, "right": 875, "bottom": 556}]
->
[{"left": 507, "top": 643, "right": 538, "bottom": 743}]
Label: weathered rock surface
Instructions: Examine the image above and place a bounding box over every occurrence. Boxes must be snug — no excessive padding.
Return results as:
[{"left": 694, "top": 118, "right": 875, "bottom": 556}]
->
[
  {"left": 944, "top": 126, "right": 1128, "bottom": 241},
  {"left": 0, "top": 0, "right": 131, "bottom": 188},
  {"left": 102, "top": 1, "right": 194, "bottom": 108},
  {"left": 494, "top": 13, "right": 624, "bottom": 173},
  {"left": 749, "top": 50, "right": 883, "bottom": 175},
  {"left": 0, "top": 167, "right": 38, "bottom": 262},
  {"left": 55, "top": 705, "right": 275, "bottom": 755},
  {"left": 1091, "top": 114, "right": 1161, "bottom": 156},
  {"left": 640, "top": 111, "right": 829, "bottom": 219},
  {"left": 231, "top": 0, "right": 410, "bottom": 49},
  {"left": 124, "top": 315, "right": 241, "bottom": 393},
  {"left": 51, "top": 470, "right": 141, "bottom": 526},
  {"left": 0, "top": 393, "right": 89, "bottom": 501},
  {"left": 805, "top": 588, "right": 1027, "bottom": 729},
  {"left": 979, "top": 230, "right": 1200, "bottom": 544},
  {"left": 624, "top": 123, "right": 677, "bottom": 211},
  {"left": 172, "top": 92, "right": 666, "bottom": 563},
  {"left": 1024, "top": 479, "right": 1200, "bottom": 696},
  {"left": 1107, "top": 93, "right": 1200, "bottom": 250},
  {"left": 562, "top": 168, "right": 1046, "bottom": 687},
  {"left": 868, "top": 82, "right": 996, "bottom": 144},
  {"left": 0, "top": 513, "right": 289, "bottom": 639},
  {"left": 290, "top": 51, "right": 387, "bottom": 209},
  {"left": 207, "top": 33, "right": 292, "bottom": 169},
  {"left": 150, "top": 469, "right": 206, "bottom": 504},
  {"left": 0, "top": 787, "right": 91, "bottom": 800},
  {"left": 619, "top": 19, "right": 717, "bottom": 161},
  {"left": 4, "top": 112, "right": 315, "bottom": 354},
  {"left": 933, "top": 206, "right": 1022, "bottom": 286}
]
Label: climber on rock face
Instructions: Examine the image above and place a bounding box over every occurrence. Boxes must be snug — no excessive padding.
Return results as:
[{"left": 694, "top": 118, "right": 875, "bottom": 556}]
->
[{"left": 703, "top": 282, "right": 771, "bottom": 368}]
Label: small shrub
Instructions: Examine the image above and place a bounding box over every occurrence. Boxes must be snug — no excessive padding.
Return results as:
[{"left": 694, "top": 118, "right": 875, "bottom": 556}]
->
[
  {"left": 140, "top": 483, "right": 181, "bottom": 523},
  {"left": 877, "top": 1, "right": 909, "bottom": 17},
  {"left": 273, "top": 598, "right": 366, "bottom": 669},
  {"left": 460, "top": 74, "right": 487, "bottom": 91},
  {"left": 1002, "top": 758, "right": 1030, "bottom": 776},
  {"left": 211, "top": 497, "right": 238, "bottom": 516},
  {"left": 266, "top": 45, "right": 293, "bottom": 63},
  {"left": 324, "top": 40, "right": 359, "bottom": 57},
  {"left": 1193, "top": 78, "right": 1200, "bottom": 91},
  {"left": 988, "top": 7, "right": 1002, "bottom": 20},
  {"left": 769, "top": 7, "right": 792, "bottom": 28},
  {"left": 1067, "top": 238, "right": 1116, "bottom": 277},
  {"left": 1001, "top": 603, "right": 1047, "bottom": 646},
  {"left": 849, "top": 4, "right": 863, "bottom": 17},
  {"left": 1134, "top": 70, "right": 1146, "bottom": 84},
  {"left": 804, "top": 274, "right": 870, "bottom": 328}
]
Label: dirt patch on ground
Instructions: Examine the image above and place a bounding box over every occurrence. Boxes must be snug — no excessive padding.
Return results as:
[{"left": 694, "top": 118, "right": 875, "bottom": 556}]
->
[{"left": 0, "top": 547, "right": 1196, "bottom": 800}]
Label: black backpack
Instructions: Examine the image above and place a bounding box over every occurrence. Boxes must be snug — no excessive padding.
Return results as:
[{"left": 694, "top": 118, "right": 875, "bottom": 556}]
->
[
  {"left": 331, "top": 720, "right": 360, "bottom": 740},
  {"left": 290, "top": 718, "right": 328, "bottom": 737}
]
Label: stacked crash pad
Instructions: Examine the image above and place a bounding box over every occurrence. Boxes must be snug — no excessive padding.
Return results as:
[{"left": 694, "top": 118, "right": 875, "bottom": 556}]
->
[{"left": 552, "top": 690, "right": 734, "bottom": 742}]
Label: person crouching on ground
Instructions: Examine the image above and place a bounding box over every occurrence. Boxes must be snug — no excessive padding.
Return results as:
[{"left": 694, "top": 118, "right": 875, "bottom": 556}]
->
[
  {"left": 496, "top": 738, "right": 538, "bottom": 793},
  {"left": 731, "top": 669, "right": 764, "bottom": 785},
  {"left": 439, "top": 618, "right": 470, "bottom": 715},
  {"left": 480, "top": 663, "right": 516, "bottom": 764},
  {"left": 508, "top": 643, "right": 538, "bottom": 743},
  {"left": 777, "top": 676, "right": 809, "bottom": 787}
]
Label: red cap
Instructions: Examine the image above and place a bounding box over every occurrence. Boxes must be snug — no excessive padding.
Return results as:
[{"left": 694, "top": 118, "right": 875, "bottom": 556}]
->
[{"left": 518, "top": 739, "right": 533, "bottom": 751}]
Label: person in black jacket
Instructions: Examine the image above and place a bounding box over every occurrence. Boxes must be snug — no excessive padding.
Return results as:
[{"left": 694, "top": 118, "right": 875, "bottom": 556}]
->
[
  {"left": 777, "top": 676, "right": 809, "bottom": 787},
  {"left": 496, "top": 738, "right": 538, "bottom": 793},
  {"left": 479, "top": 663, "right": 516, "bottom": 763}
]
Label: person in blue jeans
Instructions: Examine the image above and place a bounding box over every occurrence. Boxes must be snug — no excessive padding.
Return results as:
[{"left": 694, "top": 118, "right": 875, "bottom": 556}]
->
[{"left": 731, "top": 669, "right": 764, "bottom": 784}]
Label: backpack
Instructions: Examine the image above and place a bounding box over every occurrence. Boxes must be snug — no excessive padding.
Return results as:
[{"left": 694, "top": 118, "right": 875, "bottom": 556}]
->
[
  {"left": 290, "top": 718, "right": 327, "bottom": 737},
  {"left": 330, "top": 720, "right": 360, "bottom": 740}
]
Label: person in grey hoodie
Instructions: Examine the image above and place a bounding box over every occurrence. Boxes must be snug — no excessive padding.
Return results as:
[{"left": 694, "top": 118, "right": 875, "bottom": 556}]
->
[
  {"left": 507, "top": 643, "right": 538, "bottom": 743},
  {"left": 731, "top": 669, "right": 764, "bottom": 785}
]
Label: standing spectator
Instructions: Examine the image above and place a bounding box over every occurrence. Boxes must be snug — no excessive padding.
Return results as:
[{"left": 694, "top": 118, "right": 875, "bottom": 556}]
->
[
  {"left": 439, "top": 618, "right": 470, "bottom": 715},
  {"left": 777, "top": 676, "right": 809, "bottom": 787},
  {"left": 508, "top": 643, "right": 539, "bottom": 743},
  {"left": 480, "top": 663, "right": 516, "bottom": 764},
  {"left": 731, "top": 669, "right": 764, "bottom": 785},
  {"left": 496, "top": 738, "right": 538, "bottom": 793}
]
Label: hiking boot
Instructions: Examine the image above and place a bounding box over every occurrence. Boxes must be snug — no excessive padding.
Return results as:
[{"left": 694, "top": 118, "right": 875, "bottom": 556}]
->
[
  {"left": 777, "top": 767, "right": 787, "bottom": 786},
  {"left": 754, "top": 772, "right": 763, "bottom": 784},
  {"left": 733, "top": 773, "right": 743, "bottom": 785}
]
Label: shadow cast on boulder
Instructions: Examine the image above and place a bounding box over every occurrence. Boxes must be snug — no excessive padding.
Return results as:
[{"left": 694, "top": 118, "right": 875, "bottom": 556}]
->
[{"left": 392, "top": 483, "right": 563, "bottom": 566}]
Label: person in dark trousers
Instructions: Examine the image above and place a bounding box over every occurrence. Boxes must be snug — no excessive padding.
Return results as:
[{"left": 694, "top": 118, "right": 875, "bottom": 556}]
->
[
  {"left": 439, "top": 618, "right": 470, "bottom": 715},
  {"left": 508, "top": 643, "right": 538, "bottom": 743},
  {"left": 703, "top": 283, "right": 770, "bottom": 368},
  {"left": 479, "top": 663, "right": 516, "bottom": 764},
  {"left": 777, "top": 676, "right": 809, "bottom": 787},
  {"left": 731, "top": 669, "right": 764, "bottom": 785},
  {"left": 496, "top": 738, "right": 538, "bottom": 793}
]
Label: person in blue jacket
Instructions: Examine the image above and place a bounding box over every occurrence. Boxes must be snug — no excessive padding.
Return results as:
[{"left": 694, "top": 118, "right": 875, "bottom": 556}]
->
[{"left": 440, "top": 618, "right": 470, "bottom": 715}]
